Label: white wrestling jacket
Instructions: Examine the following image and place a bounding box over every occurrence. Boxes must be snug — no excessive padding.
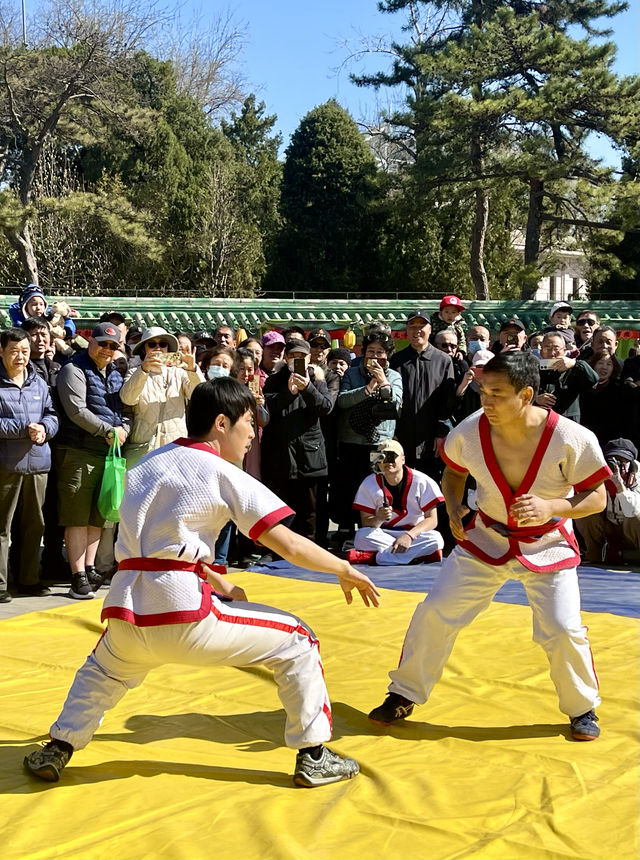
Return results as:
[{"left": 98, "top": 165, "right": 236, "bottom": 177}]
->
[
  {"left": 102, "top": 439, "right": 294, "bottom": 626},
  {"left": 353, "top": 468, "right": 444, "bottom": 530},
  {"left": 442, "top": 410, "right": 611, "bottom": 572}
]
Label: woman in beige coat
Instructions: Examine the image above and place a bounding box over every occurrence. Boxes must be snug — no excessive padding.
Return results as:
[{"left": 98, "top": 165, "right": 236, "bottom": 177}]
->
[{"left": 120, "top": 327, "right": 205, "bottom": 465}]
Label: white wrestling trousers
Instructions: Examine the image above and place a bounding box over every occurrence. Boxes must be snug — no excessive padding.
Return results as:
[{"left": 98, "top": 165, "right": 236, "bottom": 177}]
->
[
  {"left": 354, "top": 527, "right": 444, "bottom": 565},
  {"left": 388, "top": 547, "right": 601, "bottom": 718},
  {"left": 50, "top": 596, "right": 332, "bottom": 751}
]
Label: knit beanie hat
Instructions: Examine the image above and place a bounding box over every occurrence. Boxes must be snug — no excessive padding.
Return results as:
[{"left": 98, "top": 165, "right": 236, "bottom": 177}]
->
[
  {"left": 327, "top": 348, "right": 352, "bottom": 364},
  {"left": 20, "top": 284, "right": 46, "bottom": 317}
]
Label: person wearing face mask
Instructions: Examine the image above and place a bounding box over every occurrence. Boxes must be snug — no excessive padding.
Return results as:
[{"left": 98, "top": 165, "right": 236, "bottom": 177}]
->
[
  {"left": 466, "top": 325, "right": 491, "bottom": 362},
  {"left": 261, "top": 339, "right": 333, "bottom": 549},
  {"left": 119, "top": 327, "right": 204, "bottom": 466},
  {"left": 200, "top": 347, "right": 235, "bottom": 380}
]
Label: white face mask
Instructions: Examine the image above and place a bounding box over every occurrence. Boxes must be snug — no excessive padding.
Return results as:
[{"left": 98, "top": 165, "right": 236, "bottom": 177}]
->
[{"left": 207, "top": 365, "right": 230, "bottom": 380}]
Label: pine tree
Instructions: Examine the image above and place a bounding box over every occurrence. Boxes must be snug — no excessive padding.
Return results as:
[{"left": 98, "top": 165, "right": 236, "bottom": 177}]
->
[
  {"left": 267, "top": 100, "right": 382, "bottom": 295},
  {"left": 354, "top": 0, "right": 639, "bottom": 298}
]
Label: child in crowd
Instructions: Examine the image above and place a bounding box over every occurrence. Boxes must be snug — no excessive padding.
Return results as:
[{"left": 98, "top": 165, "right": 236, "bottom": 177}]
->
[
  {"left": 9, "top": 284, "right": 76, "bottom": 340},
  {"left": 543, "top": 302, "right": 576, "bottom": 349},
  {"left": 430, "top": 295, "right": 466, "bottom": 354}
]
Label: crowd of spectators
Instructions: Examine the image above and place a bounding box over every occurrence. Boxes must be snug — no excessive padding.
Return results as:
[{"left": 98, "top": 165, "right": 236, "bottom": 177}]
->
[{"left": 0, "top": 288, "right": 638, "bottom": 603}]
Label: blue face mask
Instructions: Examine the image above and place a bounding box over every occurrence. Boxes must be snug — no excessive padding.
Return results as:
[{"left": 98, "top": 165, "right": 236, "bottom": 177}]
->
[
  {"left": 207, "top": 365, "right": 230, "bottom": 380},
  {"left": 531, "top": 348, "right": 541, "bottom": 358},
  {"left": 468, "top": 339, "right": 486, "bottom": 355}
]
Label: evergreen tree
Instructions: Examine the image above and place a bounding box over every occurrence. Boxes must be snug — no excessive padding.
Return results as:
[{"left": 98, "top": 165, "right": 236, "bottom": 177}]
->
[
  {"left": 354, "top": 0, "right": 639, "bottom": 298},
  {"left": 221, "top": 95, "right": 283, "bottom": 286},
  {"left": 267, "top": 100, "right": 382, "bottom": 295}
]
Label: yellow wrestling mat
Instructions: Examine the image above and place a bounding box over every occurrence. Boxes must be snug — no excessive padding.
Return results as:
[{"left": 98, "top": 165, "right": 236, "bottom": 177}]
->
[{"left": 0, "top": 571, "right": 637, "bottom": 860}]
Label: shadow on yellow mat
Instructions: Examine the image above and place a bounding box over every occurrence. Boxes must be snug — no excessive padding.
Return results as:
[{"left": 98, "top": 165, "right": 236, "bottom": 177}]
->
[{"left": 0, "top": 572, "right": 637, "bottom": 860}]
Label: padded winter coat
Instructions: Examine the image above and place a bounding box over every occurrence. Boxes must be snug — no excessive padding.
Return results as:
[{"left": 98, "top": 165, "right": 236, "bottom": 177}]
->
[{"left": 0, "top": 361, "right": 58, "bottom": 473}]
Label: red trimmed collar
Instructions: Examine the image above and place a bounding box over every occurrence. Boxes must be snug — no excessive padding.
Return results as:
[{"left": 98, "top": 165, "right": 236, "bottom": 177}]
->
[{"left": 173, "top": 437, "right": 221, "bottom": 457}]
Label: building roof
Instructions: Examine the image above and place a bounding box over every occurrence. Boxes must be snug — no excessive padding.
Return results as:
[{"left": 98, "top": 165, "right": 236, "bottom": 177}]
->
[{"left": 3, "top": 296, "right": 639, "bottom": 334}]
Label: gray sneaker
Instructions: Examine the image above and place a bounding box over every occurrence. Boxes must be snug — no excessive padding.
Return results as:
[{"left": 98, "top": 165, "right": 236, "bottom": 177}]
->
[
  {"left": 24, "top": 740, "right": 73, "bottom": 782},
  {"left": 69, "top": 572, "right": 94, "bottom": 600},
  {"left": 293, "top": 746, "right": 359, "bottom": 787}
]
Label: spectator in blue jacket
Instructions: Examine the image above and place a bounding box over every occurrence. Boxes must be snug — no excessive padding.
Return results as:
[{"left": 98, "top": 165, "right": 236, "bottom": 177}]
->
[
  {"left": 8, "top": 284, "right": 76, "bottom": 340},
  {"left": 54, "top": 322, "right": 131, "bottom": 600},
  {"left": 0, "top": 328, "right": 58, "bottom": 602}
]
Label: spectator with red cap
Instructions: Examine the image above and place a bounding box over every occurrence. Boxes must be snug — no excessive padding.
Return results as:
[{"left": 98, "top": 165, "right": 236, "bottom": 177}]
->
[{"left": 430, "top": 295, "right": 467, "bottom": 354}]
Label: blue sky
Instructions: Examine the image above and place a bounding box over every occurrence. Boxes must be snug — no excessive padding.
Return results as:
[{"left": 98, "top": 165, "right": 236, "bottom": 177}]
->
[{"left": 223, "top": 0, "right": 639, "bottom": 166}]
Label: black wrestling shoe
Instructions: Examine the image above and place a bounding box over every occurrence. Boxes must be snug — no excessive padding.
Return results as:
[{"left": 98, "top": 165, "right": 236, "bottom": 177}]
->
[
  {"left": 570, "top": 710, "right": 600, "bottom": 741},
  {"left": 368, "top": 692, "right": 415, "bottom": 725},
  {"left": 24, "top": 739, "right": 73, "bottom": 782}
]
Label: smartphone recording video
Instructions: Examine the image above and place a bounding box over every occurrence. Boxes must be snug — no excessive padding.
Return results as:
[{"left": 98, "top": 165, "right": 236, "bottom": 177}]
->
[{"left": 293, "top": 357, "right": 306, "bottom": 376}]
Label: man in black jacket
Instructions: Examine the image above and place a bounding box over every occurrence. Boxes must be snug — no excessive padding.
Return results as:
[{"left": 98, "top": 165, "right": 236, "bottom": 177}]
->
[
  {"left": 262, "top": 339, "right": 333, "bottom": 544},
  {"left": 390, "top": 310, "right": 455, "bottom": 481},
  {"left": 534, "top": 332, "right": 598, "bottom": 421}
]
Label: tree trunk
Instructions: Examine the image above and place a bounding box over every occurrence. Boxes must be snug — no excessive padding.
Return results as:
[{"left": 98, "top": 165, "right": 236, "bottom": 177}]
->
[
  {"left": 522, "top": 177, "right": 544, "bottom": 298},
  {"left": 470, "top": 186, "right": 490, "bottom": 300},
  {"left": 3, "top": 223, "right": 39, "bottom": 284}
]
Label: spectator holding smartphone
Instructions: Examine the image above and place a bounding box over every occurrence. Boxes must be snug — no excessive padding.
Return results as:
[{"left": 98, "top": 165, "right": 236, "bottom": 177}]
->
[
  {"left": 261, "top": 339, "right": 332, "bottom": 549},
  {"left": 575, "top": 438, "right": 640, "bottom": 564},
  {"left": 335, "top": 332, "right": 403, "bottom": 543},
  {"left": 491, "top": 319, "right": 528, "bottom": 353},
  {"left": 534, "top": 332, "right": 598, "bottom": 421},
  {"left": 347, "top": 439, "right": 444, "bottom": 566},
  {"left": 119, "top": 327, "right": 204, "bottom": 465}
]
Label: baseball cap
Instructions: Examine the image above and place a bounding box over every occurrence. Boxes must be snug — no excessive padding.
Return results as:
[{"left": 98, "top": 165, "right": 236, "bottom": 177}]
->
[
  {"left": 308, "top": 328, "right": 331, "bottom": 346},
  {"left": 261, "top": 330, "right": 286, "bottom": 347},
  {"left": 376, "top": 439, "right": 404, "bottom": 458},
  {"left": 603, "top": 438, "right": 637, "bottom": 462},
  {"left": 440, "top": 295, "right": 465, "bottom": 311},
  {"left": 472, "top": 349, "right": 495, "bottom": 367},
  {"left": 99, "top": 311, "right": 127, "bottom": 325},
  {"left": 91, "top": 322, "right": 121, "bottom": 343},
  {"left": 194, "top": 330, "right": 216, "bottom": 344},
  {"left": 407, "top": 309, "right": 430, "bottom": 323},
  {"left": 284, "top": 338, "right": 311, "bottom": 355},
  {"left": 550, "top": 301, "right": 573, "bottom": 317},
  {"left": 499, "top": 318, "right": 525, "bottom": 332}
]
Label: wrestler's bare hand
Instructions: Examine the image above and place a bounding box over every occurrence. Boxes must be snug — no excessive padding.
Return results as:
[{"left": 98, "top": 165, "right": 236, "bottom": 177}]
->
[
  {"left": 448, "top": 505, "right": 469, "bottom": 541},
  {"left": 376, "top": 504, "right": 393, "bottom": 521},
  {"left": 337, "top": 565, "right": 380, "bottom": 607},
  {"left": 204, "top": 566, "right": 248, "bottom": 601},
  {"left": 391, "top": 533, "right": 412, "bottom": 553},
  {"left": 509, "top": 494, "right": 554, "bottom": 526}
]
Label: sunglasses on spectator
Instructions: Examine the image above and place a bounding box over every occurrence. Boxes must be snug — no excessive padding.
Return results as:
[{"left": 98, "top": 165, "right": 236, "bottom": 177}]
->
[
  {"left": 98, "top": 342, "right": 119, "bottom": 350},
  {"left": 147, "top": 340, "right": 170, "bottom": 348},
  {"left": 576, "top": 319, "right": 597, "bottom": 326}
]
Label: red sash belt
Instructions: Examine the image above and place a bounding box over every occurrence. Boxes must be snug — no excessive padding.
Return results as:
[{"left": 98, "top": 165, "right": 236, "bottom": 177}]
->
[
  {"left": 478, "top": 510, "right": 565, "bottom": 541},
  {"left": 117, "top": 557, "right": 227, "bottom": 579}
]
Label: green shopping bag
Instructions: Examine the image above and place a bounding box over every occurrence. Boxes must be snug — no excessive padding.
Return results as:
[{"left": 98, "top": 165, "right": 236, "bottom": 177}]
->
[{"left": 97, "top": 432, "right": 127, "bottom": 522}]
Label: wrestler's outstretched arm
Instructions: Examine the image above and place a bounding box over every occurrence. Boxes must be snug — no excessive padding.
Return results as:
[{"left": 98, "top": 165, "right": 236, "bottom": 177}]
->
[{"left": 259, "top": 524, "right": 381, "bottom": 607}]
